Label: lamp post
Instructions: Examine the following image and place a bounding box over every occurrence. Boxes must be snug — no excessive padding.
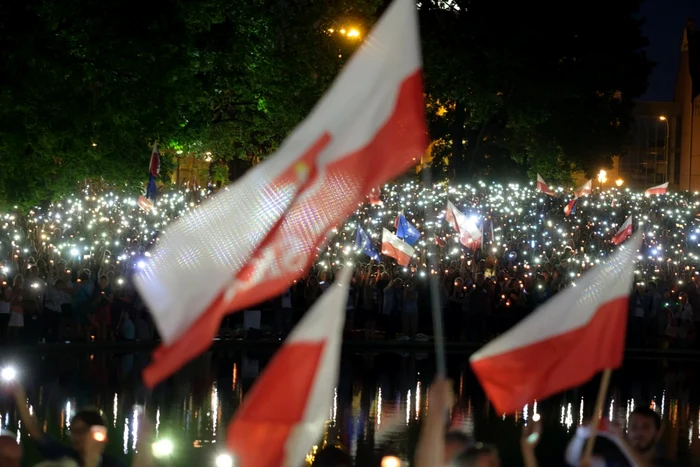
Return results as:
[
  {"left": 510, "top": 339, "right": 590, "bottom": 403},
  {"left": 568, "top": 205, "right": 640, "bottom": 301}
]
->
[{"left": 659, "top": 116, "right": 670, "bottom": 183}]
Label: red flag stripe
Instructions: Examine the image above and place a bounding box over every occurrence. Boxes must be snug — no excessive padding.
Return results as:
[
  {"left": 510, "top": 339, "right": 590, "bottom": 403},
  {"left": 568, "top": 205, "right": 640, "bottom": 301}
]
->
[
  {"left": 471, "top": 296, "right": 627, "bottom": 414},
  {"left": 143, "top": 72, "right": 425, "bottom": 386}
]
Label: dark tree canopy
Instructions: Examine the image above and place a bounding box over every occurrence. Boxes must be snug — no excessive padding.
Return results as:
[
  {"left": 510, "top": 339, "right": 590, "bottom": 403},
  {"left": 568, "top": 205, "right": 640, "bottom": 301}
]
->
[
  {"left": 419, "top": 0, "right": 653, "bottom": 183},
  {"left": 0, "top": 0, "right": 652, "bottom": 206}
]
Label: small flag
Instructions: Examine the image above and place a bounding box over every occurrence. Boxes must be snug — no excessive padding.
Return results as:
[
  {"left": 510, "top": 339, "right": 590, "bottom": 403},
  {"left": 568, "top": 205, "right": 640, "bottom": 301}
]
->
[
  {"left": 536, "top": 174, "right": 556, "bottom": 197},
  {"left": 445, "top": 200, "right": 481, "bottom": 248},
  {"left": 146, "top": 142, "right": 160, "bottom": 201},
  {"left": 563, "top": 198, "right": 577, "bottom": 217},
  {"left": 612, "top": 215, "right": 633, "bottom": 246},
  {"left": 470, "top": 232, "right": 642, "bottom": 414},
  {"left": 644, "top": 182, "right": 669, "bottom": 196},
  {"left": 565, "top": 422, "right": 640, "bottom": 467},
  {"left": 574, "top": 179, "right": 592, "bottom": 198},
  {"left": 355, "top": 227, "right": 380, "bottom": 261},
  {"left": 435, "top": 236, "right": 446, "bottom": 247},
  {"left": 226, "top": 268, "right": 351, "bottom": 467},
  {"left": 134, "top": 0, "right": 426, "bottom": 388},
  {"left": 395, "top": 214, "right": 421, "bottom": 246},
  {"left": 382, "top": 228, "right": 415, "bottom": 266}
]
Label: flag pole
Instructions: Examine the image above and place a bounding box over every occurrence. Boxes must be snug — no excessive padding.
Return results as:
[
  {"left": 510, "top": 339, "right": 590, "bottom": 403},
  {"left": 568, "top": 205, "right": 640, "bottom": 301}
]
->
[
  {"left": 420, "top": 161, "right": 447, "bottom": 377},
  {"left": 581, "top": 368, "right": 613, "bottom": 464}
]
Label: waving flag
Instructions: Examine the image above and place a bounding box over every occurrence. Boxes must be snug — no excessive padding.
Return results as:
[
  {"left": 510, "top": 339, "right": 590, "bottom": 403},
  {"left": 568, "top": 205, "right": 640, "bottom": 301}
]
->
[
  {"left": 395, "top": 214, "right": 421, "bottom": 246},
  {"left": 536, "top": 174, "right": 556, "bottom": 197},
  {"left": 612, "top": 215, "right": 633, "bottom": 246},
  {"left": 644, "top": 182, "right": 669, "bottom": 196},
  {"left": 574, "top": 179, "right": 592, "bottom": 198},
  {"left": 563, "top": 198, "right": 577, "bottom": 217},
  {"left": 470, "top": 232, "right": 642, "bottom": 414},
  {"left": 382, "top": 228, "right": 415, "bottom": 266},
  {"left": 227, "top": 268, "right": 351, "bottom": 467},
  {"left": 135, "top": 0, "right": 426, "bottom": 388},
  {"left": 445, "top": 200, "right": 481, "bottom": 248},
  {"left": 146, "top": 142, "right": 160, "bottom": 200},
  {"left": 355, "top": 227, "right": 380, "bottom": 261}
]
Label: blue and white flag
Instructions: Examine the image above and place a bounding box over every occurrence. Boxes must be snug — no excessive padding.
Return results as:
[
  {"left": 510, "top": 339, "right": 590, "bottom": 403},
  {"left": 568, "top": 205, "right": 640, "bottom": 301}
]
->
[
  {"left": 395, "top": 213, "right": 421, "bottom": 246},
  {"left": 355, "top": 227, "right": 380, "bottom": 261}
]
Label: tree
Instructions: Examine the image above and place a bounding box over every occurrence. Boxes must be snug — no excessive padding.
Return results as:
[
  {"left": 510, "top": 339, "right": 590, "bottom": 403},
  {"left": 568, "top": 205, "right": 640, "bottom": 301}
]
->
[{"left": 419, "top": 0, "right": 653, "bottom": 183}]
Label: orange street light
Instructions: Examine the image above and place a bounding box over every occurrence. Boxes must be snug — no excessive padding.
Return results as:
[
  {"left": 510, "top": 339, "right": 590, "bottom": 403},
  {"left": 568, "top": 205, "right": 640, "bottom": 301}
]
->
[{"left": 616, "top": 179, "right": 624, "bottom": 187}]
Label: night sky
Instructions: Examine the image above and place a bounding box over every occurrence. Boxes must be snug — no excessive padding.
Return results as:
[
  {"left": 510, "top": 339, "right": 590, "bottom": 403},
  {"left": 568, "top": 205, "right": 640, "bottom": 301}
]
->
[{"left": 640, "top": 0, "right": 700, "bottom": 101}]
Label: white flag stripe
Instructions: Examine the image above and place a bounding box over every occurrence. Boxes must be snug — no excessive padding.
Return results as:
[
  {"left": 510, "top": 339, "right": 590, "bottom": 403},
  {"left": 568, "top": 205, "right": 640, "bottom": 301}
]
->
[
  {"left": 282, "top": 267, "right": 351, "bottom": 466},
  {"left": 382, "top": 228, "right": 416, "bottom": 256},
  {"left": 134, "top": 0, "right": 421, "bottom": 344},
  {"left": 471, "top": 231, "right": 642, "bottom": 361}
]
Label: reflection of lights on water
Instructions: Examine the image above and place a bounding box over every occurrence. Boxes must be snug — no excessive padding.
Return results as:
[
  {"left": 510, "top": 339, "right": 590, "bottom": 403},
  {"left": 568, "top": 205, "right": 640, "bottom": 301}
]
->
[
  {"left": 123, "top": 418, "right": 129, "bottom": 455},
  {"left": 16, "top": 420, "right": 20, "bottom": 443},
  {"left": 609, "top": 399, "right": 615, "bottom": 422},
  {"left": 156, "top": 409, "right": 161, "bottom": 438},
  {"left": 625, "top": 399, "right": 634, "bottom": 430},
  {"left": 406, "top": 390, "right": 411, "bottom": 425},
  {"left": 565, "top": 403, "right": 573, "bottom": 431},
  {"left": 523, "top": 403, "right": 529, "bottom": 422},
  {"left": 377, "top": 388, "right": 382, "bottom": 426},
  {"left": 65, "top": 401, "right": 72, "bottom": 430},
  {"left": 113, "top": 394, "right": 118, "bottom": 428},
  {"left": 132, "top": 408, "right": 139, "bottom": 450},
  {"left": 579, "top": 398, "right": 584, "bottom": 426},
  {"left": 661, "top": 391, "right": 666, "bottom": 419},
  {"left": 332, "top": 387, "right": 337, "bottom": 425},
  {"left": 415, "top": 381, "right": 421, "bottom": 420},
  {"left": 211, "top": 384, "right": 219, "bottom": 436}
]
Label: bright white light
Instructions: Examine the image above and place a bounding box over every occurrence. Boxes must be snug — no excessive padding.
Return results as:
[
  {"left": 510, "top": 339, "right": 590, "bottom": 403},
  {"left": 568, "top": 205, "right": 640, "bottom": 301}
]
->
[
  {"left": 152, "top": 439, "right": 174, "bottom": 458},
  {"left": 0, "top": 367, "right": 16, "bottom": 381},
  {"left": 70, "top": 248, "right": 79, "bottom": 257},
  {"left": 381, "top": 456, "right": 401, "bottom": 467},
  {"left": 532, "top": 413, "right": 541, "bottom": 422},
  {"left": 215, "top": 454, "right": 234, "bottom": 467},
  {"left": 137, "top": 261, "right": 146, "bottom": 270}
]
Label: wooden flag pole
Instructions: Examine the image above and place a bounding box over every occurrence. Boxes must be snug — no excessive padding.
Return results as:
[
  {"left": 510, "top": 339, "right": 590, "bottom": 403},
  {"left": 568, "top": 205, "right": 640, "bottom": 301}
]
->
[{"left": 581, "top": 368, "right": 613, "bottom": 465}]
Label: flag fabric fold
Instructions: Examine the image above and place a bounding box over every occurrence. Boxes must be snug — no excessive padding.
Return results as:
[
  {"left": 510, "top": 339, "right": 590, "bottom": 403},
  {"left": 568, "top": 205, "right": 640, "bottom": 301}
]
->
[
  {"left": 355, "top": 226, "right": 380, "bottom": 261},
  {"left": 574, "top": 179, "right": 592, "bottom": 198},
  {"left": 135, "top": 0, "right": 426, "bottom": 387},
  {"left": 470, "top": 231, "right": 642, "bottom": 414},
  {"left": 563, "top": 198, "right": 577, "bottom": 217},
  {"left": 445, "top": 200, "right": 482, "bottom": 248},
  {"left": 644, "top": 182, "right": 669, "bottom": 196},
  {"left": 536, "top": 174, "right": 556, "bottom": 197},
  {"left": 395, "top": 214, "right": 421, "bottom": 246},
  {"left": 612, "top": 215, "right": 633, "bottom": 245},
  {"left": 382, "top": 228, "right": 415, "bottom": 266},
  {"left": 226, "top": 268, "right": 351, "bottom": 467}
]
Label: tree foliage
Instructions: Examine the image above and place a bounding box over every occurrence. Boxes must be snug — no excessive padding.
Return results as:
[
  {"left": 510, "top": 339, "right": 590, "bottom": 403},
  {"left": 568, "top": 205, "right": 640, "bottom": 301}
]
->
[{"left": 419, "top": 0, "right": 653, "bottom": 183}]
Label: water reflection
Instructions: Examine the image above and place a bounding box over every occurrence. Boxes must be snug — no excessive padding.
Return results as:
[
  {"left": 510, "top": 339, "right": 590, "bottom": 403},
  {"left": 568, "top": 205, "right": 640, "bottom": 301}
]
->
[{"left": 0, "top": 352, "right": 698, "bottom": 465}]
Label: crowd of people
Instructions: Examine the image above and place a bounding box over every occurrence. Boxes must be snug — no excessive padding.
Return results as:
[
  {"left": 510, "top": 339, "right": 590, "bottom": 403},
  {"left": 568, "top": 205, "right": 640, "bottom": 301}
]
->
[{"left": 0, "top": 182, "right": 699, "bottom": 349}]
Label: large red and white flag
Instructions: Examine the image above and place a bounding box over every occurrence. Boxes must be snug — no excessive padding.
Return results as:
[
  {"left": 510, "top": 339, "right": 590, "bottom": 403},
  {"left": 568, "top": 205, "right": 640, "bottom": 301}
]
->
[
  {"left": 445, "top": 200, "right": 482, "bottom": 248},
  {"left": 536, "top": 174, "right": 556, "bottom": 197},
  {"left": 470, "top": 232, "right": 642, "bottom": 414},
  {"left": 381, "top": 228, "right": 415, "bottom": 266},
  {"left": 612, "top": 215, "right": 633, "bottom": 245},
  {"left": 574, "top": 179, "right": 592, "bottom": 198},
  {"left": 227, "top": 268, "right": 351, "bottom": 467},
  {"left": 644, "top": 181, "right": 669, "bottom": 196},
  {"left": 134, "top": 0, "right": 426, "bottom": 387}
]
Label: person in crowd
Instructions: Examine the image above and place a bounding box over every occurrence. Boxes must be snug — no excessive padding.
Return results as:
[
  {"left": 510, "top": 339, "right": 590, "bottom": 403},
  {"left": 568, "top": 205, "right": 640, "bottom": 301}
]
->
[
  {"left": 10, "top": 383, "right": 124, "bottom": 467},
  {"left": 447, "top": 278, "right": 465, "bottom": 341},
  {"left": 627, "top": 407, "right": 675, "bottom": 466},
  {"left": 44, "top": 278, "right": 70, "bottom": 343},
  {"left": 72, "top": 270, "right": 95, "bottom": 341},
  {"left": 402, "top": 280, "right": 419, "bottom": 339},
  {"left": 8, "top": 274, "right": 23, "bottom": 341},
  {"left": 360, "top": 269, "right": 378, "bottom": 340},
  {"left": 646, "top": 281, "right": 662, "bottom": 346},
  {"left": 0, "top": 274, "right": 10, "bottom": 345},
  {"left": 94, "top": 275, "right": 114, "bottom": 341},
  {"left": 665, "top": 292, "right": 694, "bottom": 348},
  {"left": 0, "top": 431, "right": 21, "bottom": 467},
  {"left": 444, "top": 432, "right": 470, "bottom": 464},
  {"left": 382, "top": 278, "right": 403, "bottom": 340},
  {"left": 304, "top": 275, "right": 322, "bottom": 309},
  {"left": 23, "top": 265, "right": 44, "bottom": 342},
  {"left": 629, "top": 283, "right": 648, "bottom": 348},
  {"left": 448, "top": 443, "right": 501, "bottom": 467}
]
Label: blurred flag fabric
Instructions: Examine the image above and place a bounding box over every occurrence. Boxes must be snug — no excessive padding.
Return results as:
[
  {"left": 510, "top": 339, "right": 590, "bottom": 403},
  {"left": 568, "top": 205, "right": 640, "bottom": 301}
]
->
[
  {"left": 536, "top": 174, "right": 556, "bottom": 197},
  {"left": 644, "top": 182, "right": 668, "bottom": 196},
  {"left": 381, "top": 228, "right": 415, "bottom": 266},
  {"left": 134, "top": 0, "right": 426, "bottom": 388},
  {"left": 445, "top": 200, "right": 481, "bottom": 248},
  {"left": 395, "top": 213, "right": 421, "bottom": 246},
  {"left": 355, "top": 226, "right": 380, "bottom": 261},
  {"left": 564, "top": 198, "right": 577, "bottom": 217},
  {"left": 227, "top": 268, "right": 351, "bottom": 467},
  {"left": 574, "top": 179, "right": 592, "bottom": 198},
  {"left": 470, "top": 232, "right": 642, "bottom": 414},
  {"left": 147, "top": 142, "right": 160, "bottom": 200},
  {"left": 612, "top": 215, "right": 633, "bottom": 246}
]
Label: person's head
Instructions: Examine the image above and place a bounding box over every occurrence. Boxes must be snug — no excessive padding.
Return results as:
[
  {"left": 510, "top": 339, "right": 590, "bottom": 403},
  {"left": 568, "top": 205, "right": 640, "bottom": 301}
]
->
[
  {"left": 647, "top": 281, "right": 657, "bottom": 292},
  {"left": 0, "top": 432, "right": 21, "bottom": 467},
  {"left": 454, "top": 278, "right": 463, "bottom": 288},
  {"left": 312, "top": 446, "right": 351, "bottom": 467},
  {"left": 79, "top": 271, "right": 90, "bottom": 284},
  {"left": 444, "top": 431, "right": 471, "bottom": 463},
  {"left": 476, "top": 273, "right": 485, "bottom": 286},
  {"left": 449, "top": 443, "right": 500, "bottom": 467},
  {"left": 679, "top": 292, "right": 688, "bottom": 304},
  {"left": 69, "top": 410, "right": 106, "bottom": 456},
  {"left": 627, "top": 407, "right": 662, "bottom": 454},
  {"left": 393, "top": 278, "right": 403, "bottom": 289},
  {"left": 99, "top": 275, "right": 108, "bottom": 289}
]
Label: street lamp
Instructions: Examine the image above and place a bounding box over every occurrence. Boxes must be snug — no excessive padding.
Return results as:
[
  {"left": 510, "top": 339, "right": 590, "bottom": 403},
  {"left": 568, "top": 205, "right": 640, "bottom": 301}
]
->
[
  {"left": 615, "top": 178, "right": 624, "bottom": 187},
  {"left": 597, "top": 169, "right": 607, "bottom": 187},
  {"left": 659, "top": 116, "right": 670, "bottom": 183}
]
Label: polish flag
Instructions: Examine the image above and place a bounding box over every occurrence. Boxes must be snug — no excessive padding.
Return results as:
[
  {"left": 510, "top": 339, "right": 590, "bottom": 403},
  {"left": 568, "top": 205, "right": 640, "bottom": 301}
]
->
[
  {"left": 368, "top": 186, "right": 383, "bottom": 205},
  {"left": 227, "top": 268, "right": 351, "bottom": 467},
  {"left": 536, "top": 174, "right": 556, "bottom": 197},
  {"left": 563, "top": 198, "right": 577, "bottom": 217},
  {"left": 470, "top": 232, "right": 642, "bottom": 414},
  {"left": 445, "top": 200, "right": 482, "bottom": 247},
  {"left": 134, "top": 0, "right": 426, "bottom": 387},
  {"left": 382, "top": 228, "right": 415, "bottom": 266},
  {"left": 574, "top": 179, "right": 592, "bottom": 198},
  {"left": 644, "top": 182, "right": 669, "bottom": 196},
  {"left": 612, "top": 215, "right": 633, "bottom": 245}
]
